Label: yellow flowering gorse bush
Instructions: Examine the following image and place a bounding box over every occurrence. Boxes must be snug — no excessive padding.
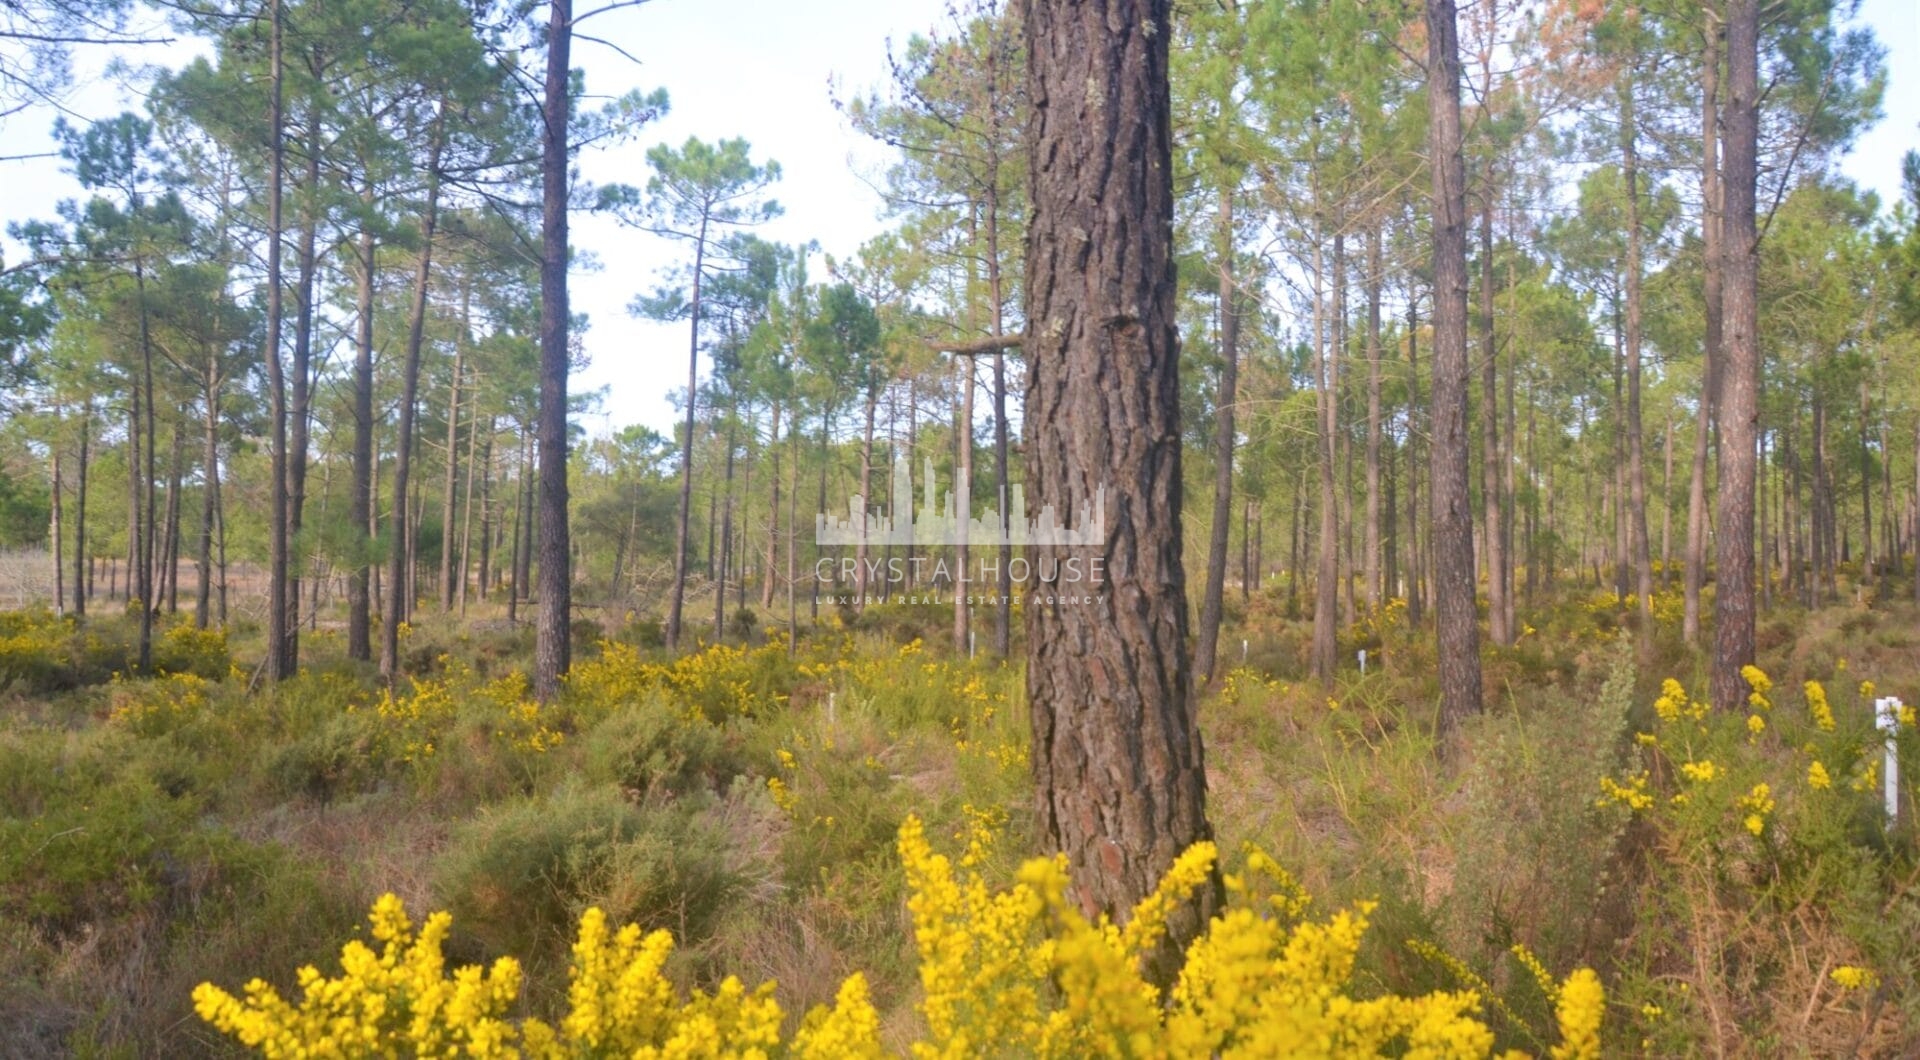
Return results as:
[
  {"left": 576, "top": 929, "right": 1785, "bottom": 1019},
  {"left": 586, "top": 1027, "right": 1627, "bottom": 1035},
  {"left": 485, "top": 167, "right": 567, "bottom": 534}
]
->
[{"left": 199, "top": 815, "right": 1604, "bottom": 1058}]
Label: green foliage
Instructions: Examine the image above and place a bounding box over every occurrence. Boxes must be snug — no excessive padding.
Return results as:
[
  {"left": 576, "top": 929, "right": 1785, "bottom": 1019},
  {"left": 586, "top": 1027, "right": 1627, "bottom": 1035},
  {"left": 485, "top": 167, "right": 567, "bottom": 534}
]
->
[{"left": 430, "top": 780, "right": 746, "bottom": 963}]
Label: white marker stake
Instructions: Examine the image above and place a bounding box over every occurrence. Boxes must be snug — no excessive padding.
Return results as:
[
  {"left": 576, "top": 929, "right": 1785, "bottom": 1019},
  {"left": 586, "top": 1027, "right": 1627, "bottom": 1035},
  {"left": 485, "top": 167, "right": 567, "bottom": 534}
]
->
[
  {"left": 1875, "top": 697, "right": 1901, "bottom": 824},
  {"left": 1358, "top": 649, "right": 1367, "bottom": 676},
  {"left": 969, "top": 631, "right": 976, "bottom": 660},
  {"left": 828, "top": 691, "right": 836, "bottom": 726},
  {"left": 1241, "top": 639, "right": 1248, "bottom": 663}
]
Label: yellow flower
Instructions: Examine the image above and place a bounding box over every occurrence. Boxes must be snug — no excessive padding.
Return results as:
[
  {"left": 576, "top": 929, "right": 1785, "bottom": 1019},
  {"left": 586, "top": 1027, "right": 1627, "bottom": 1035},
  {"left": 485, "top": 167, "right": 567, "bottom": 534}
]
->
[
  {"left": 1830, "top": 966, "right": 1879, "bottom": 990},
  {"left": 1807, "top": 761, "right": 1832, "bottom": 790},
  {"left": 1550, "top": 968, "right": 1605, "bottom": 1060},
  {"left": 1680, "top": 760, "right": 1719, "bottom": 783},
  {"left": 1805, "top": 680, "right": 1835, "bottom": 732},
  {"left": 1738, "top": 783, "right": 1774, "bottom": 836},
  {"left": 1599, "top": 772, "right": 1655, "bottom": 811},
  {"left": 1747, "top": 714, "right": 1766, "bottom": 738},
  {"left": 1742, "top": 665, "right": 1772, "bottom": 712}
]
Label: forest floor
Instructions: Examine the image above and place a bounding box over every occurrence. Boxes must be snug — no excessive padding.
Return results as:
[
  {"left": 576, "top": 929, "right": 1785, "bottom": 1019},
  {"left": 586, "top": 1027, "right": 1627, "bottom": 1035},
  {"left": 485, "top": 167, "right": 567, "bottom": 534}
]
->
[{"left": 2, "top": 576, "right": 1918, "bottom": 1056}]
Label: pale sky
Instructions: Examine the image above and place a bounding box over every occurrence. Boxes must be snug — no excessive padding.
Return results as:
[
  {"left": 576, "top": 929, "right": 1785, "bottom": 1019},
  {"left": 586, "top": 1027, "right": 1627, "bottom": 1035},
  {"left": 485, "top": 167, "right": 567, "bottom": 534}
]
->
[{"left": 2, "top": 0, "right": 1913, "bottom": 441}]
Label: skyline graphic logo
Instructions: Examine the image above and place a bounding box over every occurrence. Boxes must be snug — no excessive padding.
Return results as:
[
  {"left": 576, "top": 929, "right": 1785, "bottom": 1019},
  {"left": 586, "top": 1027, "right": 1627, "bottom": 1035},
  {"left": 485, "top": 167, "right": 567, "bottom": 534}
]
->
[{"left": 815, "top": 454, "right": 1106, "bottom": 548}]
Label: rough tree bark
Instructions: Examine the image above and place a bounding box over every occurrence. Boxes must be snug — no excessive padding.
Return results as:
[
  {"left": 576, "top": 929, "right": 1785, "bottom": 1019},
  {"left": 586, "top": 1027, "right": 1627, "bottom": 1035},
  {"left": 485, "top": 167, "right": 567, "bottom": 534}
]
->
[
  {"left": 1710, "top": 0, "right": 1759, "bottom": 710},
  {"left": 1023, "top": 0, "right": 1216, "bottom": 986},
  {"left": 534, "top": 0, "right": 574, "bottom": 700},
  {"left": 1425, "top": 0, "right": 1484, "bottom": 727}
]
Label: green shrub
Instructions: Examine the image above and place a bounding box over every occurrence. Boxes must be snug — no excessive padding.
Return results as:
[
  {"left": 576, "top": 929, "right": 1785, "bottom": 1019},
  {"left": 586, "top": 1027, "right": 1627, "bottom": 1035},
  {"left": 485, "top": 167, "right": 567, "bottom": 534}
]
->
[
  {"left": 151, "top": 620, "right": 230, "bottom": 680},
  {"left": 260, "top": 708, "right": 384, "bottom": 802},
  {"left": 431, "top": 781, "right": 745, "bottom": 962},
  {"left": 0, "top": 608, "right": 75, "bottom": 693},
  {"left": 579, "top": 693, "right": 745, "bottom": 797},
  {"left": 0, "top": 729, "right": 196, "bottom": 928}
]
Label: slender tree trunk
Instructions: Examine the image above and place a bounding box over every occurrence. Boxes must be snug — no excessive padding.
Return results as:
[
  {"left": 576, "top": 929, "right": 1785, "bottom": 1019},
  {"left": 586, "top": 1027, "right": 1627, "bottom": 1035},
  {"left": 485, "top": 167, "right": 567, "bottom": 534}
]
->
[
  {"left": 440, "top": 284, "right": 468, "bottom": 613},
  {"left": 1859, "top": 382, "right": 1873, "bottom": 586},
  {"left": 856, "top": 386, "right": 877, "bottom": 610},
  {"left": 763, "top": 401, "right": 781, "bottom": 611},
  {"left": 457, "top": 401, "right": 480, "bottom": 614},
  {"left": 716, "top": 409, "right": 737, "bottom": 639},
  {"left": 197, "top": 353, "right": 220, "bottom": 627},
  {"left": 666, "top": 223, "right": 709, "bottom": 652},
  {"left": 1812, "top": 396, "right": 1833, "bottom": 604},
  {"left": 1312, "top": 231, "right": 1339, "bottom": 684},
  {"left": 73, "top": 407, "right": 89, "bottom": 618},
  {"left": 1711, "top": 0, "right": 1759, "bottom": 710},
  {"left": 284, "top": 137, "right": 321, "bottom": 671},
  {"left": 380, "top": 105, "right": 447, "bottom": 683},
  {"left": 1405, "top": 291, "right": 1423, "bottom": 626},
  {"left": 348, "top": 212, "right": 376, "bottom": 660},
  {"left": 162, "top": 421, "right": 184, "bottom": 614},
  {"left": 1364, "top": 225, "right": 1383, "bottom": 612},
  {"left": 1479, "top": 197, "right": 1508, "bottom": 646},
  {"left": 1685, "top": 12, "right": 1722, "bottom": 644},
  {"left": 51, "top": 443, "right": 63, "bottom": 616},
  {"left": 1195, "top": 179, "right": 1240, "bottom": 687},
  {"left": 953, "top": 353, "right": 972, "bottom": 654},
  {"left": 1023, "top": 0, "right": 1215, "bottom": 984},
  {"left": 508, "top": 432, "right": 527, "bottom": 623},
  {"left": 786, "top": 421, "right": 798, "bottom": 651},
  {"left": 1661, "top": 414, "right": 1674, "bottom": 587},
  {"left": 263, "top": 0, "right": 292, "bottom": 682},
  {"left": 1426, "top": 0, "right": 1484, "bottom": 727},
  {"left": 532, "top": 0, "right": 576, "bottom": 698},
  {"left": 133, "top": 256, "right": 157, "bottom": 670},
  {"left": 1621, "top": 71, "right": 1654, "bottom": 625},
  {"left": 988, "top": 185, "right": 1013, "bottom": 659},
  {"left": 477, "top": 422, "right": 494, "bottom": 602}
]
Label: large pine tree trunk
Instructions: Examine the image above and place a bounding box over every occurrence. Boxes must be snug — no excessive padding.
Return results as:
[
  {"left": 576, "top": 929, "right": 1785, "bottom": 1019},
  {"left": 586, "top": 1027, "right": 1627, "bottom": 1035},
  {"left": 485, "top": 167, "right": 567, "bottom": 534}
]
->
[
  {"left": 534, "top": 0, "right": 574, "bottom": 699},
  {"left": 1425, "top": 0, "right": 1484, "bottom": 728},
  {"left": 1195, "top": 180, "right": 1240, "bottom": 687},
  {"left": 1710, "top": 0, "right": 1760, "bottom": 710},
  {"left": 1023, "top": 0, "right": 1215, "bottom": 985}
]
